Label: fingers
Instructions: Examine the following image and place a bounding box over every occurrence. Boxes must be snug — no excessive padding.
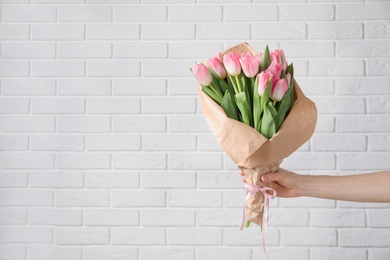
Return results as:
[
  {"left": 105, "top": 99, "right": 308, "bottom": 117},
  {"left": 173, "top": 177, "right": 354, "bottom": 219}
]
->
[{"left": 261, "top": 172, "right": 280, "bottom": 182}]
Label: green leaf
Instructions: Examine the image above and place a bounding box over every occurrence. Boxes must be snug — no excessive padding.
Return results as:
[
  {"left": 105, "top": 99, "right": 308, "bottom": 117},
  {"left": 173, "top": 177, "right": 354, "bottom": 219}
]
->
[
  {"left": 253, "top": 76, "right": 262, "bottom": 132},
  {"left": 274, "top": 81, "right": 294, "bottom": 131},
  {"left": 261, "top": 45, "right": 271, "bottom": 72},
  {"left": 227, "top": 73, "right": 238, "bottom": 94},
  {"left": 235, "top": 92, "right": 251, "bottom": 126},
  {"left": 267, "top": 102, "right": 277, "bottom": 117},
  {"left": 221, "top": 90, "right": 239, "bottom": 121},
  {"left": 209, "top": 68, "right": 223, "bottom": 95},
  {"left": 201, "top": 86, "right": 222, "bottom": 105},
  {"left": 260, "top": 76, "right": 273, "bottom": 112},
  {"left": 261, "top": 105, "right": 276, "bottom": 139}
]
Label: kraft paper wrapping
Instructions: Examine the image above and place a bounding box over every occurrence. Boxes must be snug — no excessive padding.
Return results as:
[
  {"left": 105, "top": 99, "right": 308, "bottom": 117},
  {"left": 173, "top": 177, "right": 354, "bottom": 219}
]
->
[{"left": 197, "top": 42, "right": 318, "bottom": 225}]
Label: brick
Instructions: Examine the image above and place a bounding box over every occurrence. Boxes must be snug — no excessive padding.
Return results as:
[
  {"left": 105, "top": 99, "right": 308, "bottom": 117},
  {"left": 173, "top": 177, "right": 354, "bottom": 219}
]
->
[
  {"left": 113, "top": 153, "right": 166, "bottom": 170},
  {"left": 32, "top": 24, "right": 85, "bottom": 40},
  {"left": 55, "top": 228, "right": 109, "bottom": 245},
  {"left": 85, "top": 209, "right": 138, "bottom": 226},
  {"left": 253, "top": 23, "right": 306, "bottom": 40},
  {"left": 141, "top": 209, "right": 195, "bottom": 226},
  {"left": 0, "top": 190, "right": 53, "bottom": 206},
  {"left": 367, "top": 209, "right": 390, "bottom": 227},
  {"left": 268, "top": 209, "right": 309, "bottom": 227},
  {"left": 139, "top": 247, "right": 193, "bottom": 260},
  {"left": 368, "top": 59, "right": 390, "bottom": 76},
  {"left": 337, "top": 3, "right": 390, "bottom": 20},
  {"left": 336, "top": 115, "right": 390, "bottom": 133},
  {"left": 335, "top": 78, "right": 390, "bottom": 95},
  {"left": 34, "top": 0, "right": 85, "bottom": 2},
  {"left": 283, "top": 152, "right": 336, "bottom": 170},
  {"left": 113, "top": 116, "right": 166, "bottom": 133},
  {"left": 89, "top": 0, "right": 139, "bottom": 3},
  {"left": 196, "top": 247, "right": 251, "bottom": 260},
  {"left": 0, "top": 171, "right": 28, "bottom": 187},
  {"left": 169, "top": 42, "right": 222, "bottom": 59},
  {"left": 113, "top": 79, "right": 166, "bottom": 96},
  {"left": 31, "top": 135, "right": 84, "bottom": 151},
  {"left": 143, "top": 24, "right": 195, "bottom": 40},
  {"left": 0, "top": 98, "right": 29, "bottom": 114},
  {"left": 338, "top": 152, "right": 390, "bottom": 170},
  {"left": 59, "top": 6, "right": 112, "bottom": 22},
  {"left": 143, "top": 97, "right": 196, "bottom": 114},
  {"left": 168, "top": 228, "right": 221, "bottom": 245},
  {"left": 368, "top": 249, "right": 390, "bottom": 260},
  {"left": 114, "top": 42, "right": 167, "bottom": 58},
  {"left": 338, "top": 201, "right": 387, "bottom": 209},
  {"left": 32, "top": 97, "right": 85, "bottom": 114},
  {"left": 3, "top": 42, "right": 55, "bottom": 59},
  {"left": 368, "top": 96, "right": 390, "bottom": 114},
  {"left": 111, "top": 227, "right": 165, "bottom": 245},
  {"left": 169, "top": 5, "right": 221, "bottom": 22},
  {"left": 88, "top": 60, "right": 140, "bottom": 77},
  {"left": 0, "top": 60, "right": 29, "bottom": 77},
  {"left": 197, "top": 209, "right": 240, "bottom": 226},
  {"left": 57, "top": 153, "right": 111, "bottom": 169},
  {"left": 168, "top": 79, "right": 198, "bottom": 95},
  {"left": 2, "top": 79, "right": 56, "bottom": 96},
  {"left": 310, "top": 248, "right": 366, "bottom": 260},
  {"left": 309, "top": 22, "right": 363, "bottom": 39},
  {"left": 56, "top": 190, "right": 109, "bottom": 207},
  {"left": 340, "top": 229, "right": 390, "bottom": 246},
  {"left": 368, "top": 134, "right": 390, "bottom": 151},
  {"left": 29, "top": 209, "right": 82, "bottom": 226},
  {"left": 143, "top": 134, "right": 196, "bottom": 151},
  {"left": 309, "top": 60, "right": 365, "bottom": 76},
  {"left": 142, "top": 171, "right": 196, "bottom": 189},
  {"left": 282, "top": 228, "right": 336, "bottom": 246},
  {"left": 86, "top": 134, "right": 140, "bottom": 151},
  {"left": 365, "top": 22, "right": 390, "bottom": 39},
  {"left": 30, "top": 171, "right": 83, "bottom": 188},
  {"left": 169, "top": 115, "right": 209, "bottom": 133},
  {"left": 198, "top": 171, "right": 242, "bottom": 189},
  {"left": 58, "top": 79, "right": 111, "bottom": 96},
  {"left": 3, "top": 6, "right": 56, "bottom": 22},
  {"left": 280, "top": 197, "right": 336, "bottom": 208},
  {"left": 115, "top": 6, "right": 166, "bottom": 22},
  {"left": 112, "top": 190, "right": 165, "bottom": 207},
  {"left": 27, "top": 246, "right": 82, "bottom": 260},
  {"left": 83, "top": 247, "right": 137, "bottom": 260},
  {"left": 143, "top": 60, "right": 195, "bottom": 77},
  {"left": 58, "top": 116, "right": 111, "bottom": 133},
  {"left": 312, "top": 134, "right": 366, "bottom": 151},
  {"left": 254, "top": 247, "right": 309, "bottom": 260},
  {"left": 169, "top": 153, "right": 222, "bottom": 170},
  {"left": 0, "top": 24, "right": 29, "bottom": 40},
  {"left": 224, "top": 4, "right": 276, "bottom": 21},
  {"left": 224, "top": 227, "right": 279, "bottom": 246},
  {"left": 86, "top": 171, "right": 139, "bottom": 188},
  {"left": 0, "top": 208, "right": 27, "bottom": 224},
  {"left": 310, "top": 209, "right": 365, "bottom": 227},
  {"left": 168, "top": 190, "right": 222, "bottom": 207},
  {"left": 1, "top": 152, "right": 55, "bottom": 169},
  {"left": 58, "top": 42, "right": 112, "bottom": 58},
  {"left": 198, "top": 23, "right": 250, "bottom": 40},
  {"left": 0, "top": 134, "right": 29, "bottom": 151},
  {"left": 87, "top": 24, "right": 139, "bottom": 40},
  {"left": 198, "top": 134, "right": 223, "bottom": 151},
  {"left": 296, "top": 78, "right": 334, "bottom": 95},
  {"left": 0, "top": 245, "right": 26, "bottom": 260},
  {"left": 314, "top": 116, "right": 335, "bottom": 133},
  {"left": 280, "top": 41, "right": 335, "bottom": 58},
  {"left": 280, "top": 4, "right": 334, "bottom": 20},
  {"left": 32, "top": 60, "right": 85, "bottom": 77},
  {"left": 0, "top": 227, "right": 52, "bottom": 243},
  {"left": 223, "top": 190, "right": 244, "bottom": 208},
  {"left": 338, "top": 40, "right": 390, "bottom": 58},
  {"left": 87, "top": 97, "right": 140, "bottom": 114}
]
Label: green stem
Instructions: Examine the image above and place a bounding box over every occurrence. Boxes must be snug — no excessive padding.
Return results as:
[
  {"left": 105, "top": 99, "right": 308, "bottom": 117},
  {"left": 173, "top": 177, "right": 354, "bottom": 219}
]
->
[
  {"left": 209, "top": 83, "right": 223, "bottom": 99},
  {"left": 245, "top": 220, "right": 250, "bottom": 228},
  {"left": 234, "top": 76, "right": 242, "bottom": 93}
]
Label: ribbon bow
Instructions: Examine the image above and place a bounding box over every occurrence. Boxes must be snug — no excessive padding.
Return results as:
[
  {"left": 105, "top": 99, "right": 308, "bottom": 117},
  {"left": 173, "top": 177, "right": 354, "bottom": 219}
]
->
[{"left": 240, "top": 183, "right": 277, "bottom": 255}]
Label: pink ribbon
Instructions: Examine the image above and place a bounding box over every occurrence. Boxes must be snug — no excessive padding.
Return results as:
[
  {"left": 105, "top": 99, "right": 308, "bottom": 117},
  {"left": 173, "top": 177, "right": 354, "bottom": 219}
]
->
[{"left": 240, "top": 183, "right": 277, "bottom": 255}]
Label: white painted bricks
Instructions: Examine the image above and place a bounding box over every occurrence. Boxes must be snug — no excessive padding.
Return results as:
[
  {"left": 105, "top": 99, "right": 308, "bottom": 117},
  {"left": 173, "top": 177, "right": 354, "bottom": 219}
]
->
[{"left": 0, "top": 1, "right": 389, "bottom": 260}]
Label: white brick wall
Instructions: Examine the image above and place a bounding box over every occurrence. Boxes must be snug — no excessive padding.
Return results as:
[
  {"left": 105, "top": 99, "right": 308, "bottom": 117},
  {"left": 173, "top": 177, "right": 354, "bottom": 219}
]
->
[{"left": 0, "top": 1, "right": 389, "bottom": 260}]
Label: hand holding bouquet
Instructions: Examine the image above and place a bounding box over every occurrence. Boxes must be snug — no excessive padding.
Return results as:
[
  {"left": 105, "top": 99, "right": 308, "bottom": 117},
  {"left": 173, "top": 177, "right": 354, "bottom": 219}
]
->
[{"left": 192, "top": 43, "right": 317, "bottom": 253}]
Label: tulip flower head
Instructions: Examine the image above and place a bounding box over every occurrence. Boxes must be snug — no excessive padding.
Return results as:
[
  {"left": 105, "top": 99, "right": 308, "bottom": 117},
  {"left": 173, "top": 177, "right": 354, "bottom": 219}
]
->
[
  {"left": 271, "top": 78, "right": 288, "bottom": 101},
  {"left": 270, "top": 49, "right": 288, "bottom": 71},
  {"left": 266, "top": 61, "right": 283, "bottom": 81},
  {"left": 208, "top": 54, "right": 227, "bottom": 79},
  {"left": 223, "top": 52, "right": 241, "bottom": 76},
  {"left": 192, "top": 63, "right": 212, "bottom": 86},
  {"left": 257, "top": 71, "right": 273, "bottom": 97},
  {"left": 239, "top": 52, "right": 260, "bottom": 78}
]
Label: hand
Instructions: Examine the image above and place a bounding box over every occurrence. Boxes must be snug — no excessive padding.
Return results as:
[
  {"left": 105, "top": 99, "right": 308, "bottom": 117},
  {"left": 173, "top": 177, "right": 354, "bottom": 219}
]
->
[{"left": 240, "top": 168, "right": 303, "bottom": 198}]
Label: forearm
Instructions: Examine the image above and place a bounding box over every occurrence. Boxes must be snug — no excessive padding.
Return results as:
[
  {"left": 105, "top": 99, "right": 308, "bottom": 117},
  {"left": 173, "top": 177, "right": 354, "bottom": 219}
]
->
[{"left": 299, "top": 171, "right": 390, "bottom": 203}]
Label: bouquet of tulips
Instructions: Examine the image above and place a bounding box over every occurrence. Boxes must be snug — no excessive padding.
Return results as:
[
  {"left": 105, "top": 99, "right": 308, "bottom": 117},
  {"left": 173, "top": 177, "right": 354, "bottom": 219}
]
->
[{"left": 192, "top": 42, "right": 317, "bottom": 252}]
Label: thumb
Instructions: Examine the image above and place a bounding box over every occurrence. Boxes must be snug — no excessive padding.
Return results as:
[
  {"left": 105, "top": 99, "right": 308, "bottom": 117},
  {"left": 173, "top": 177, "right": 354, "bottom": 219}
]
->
[{"left": 261, "top": 172, "right": 280, "bottom": 182}]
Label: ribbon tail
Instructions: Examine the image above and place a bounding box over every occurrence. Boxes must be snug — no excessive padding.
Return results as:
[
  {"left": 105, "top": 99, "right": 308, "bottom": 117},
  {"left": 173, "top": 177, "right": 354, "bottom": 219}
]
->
[{"left": 240, "top": 206, "right": 246, "bottom": 231}]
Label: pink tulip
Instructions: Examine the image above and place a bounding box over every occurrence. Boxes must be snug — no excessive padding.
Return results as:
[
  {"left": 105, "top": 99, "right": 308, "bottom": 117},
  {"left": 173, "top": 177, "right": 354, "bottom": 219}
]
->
[
  {"left": 208, "top": 54, "right": 227, "bottom": 79},
  {"left": 266, "top": 61, "right": 283, "bottom": 81},
  {"left": 239, "top": 52, "right": 260, "bottom": 78},
  {"left": 271, "top": 78, "right": 288, "bottom": 101},
  {"left": 257, "top": 71, "right": 273, "bottom": 96},
  {"left": 270, "top": 49, "right": 288, "bottom": 70},
  {"left": 192, "top": 63, "right": 212, "bottom": 86},
  {"left": 223, "top": 52, "right": 241, "bottom": 76}
]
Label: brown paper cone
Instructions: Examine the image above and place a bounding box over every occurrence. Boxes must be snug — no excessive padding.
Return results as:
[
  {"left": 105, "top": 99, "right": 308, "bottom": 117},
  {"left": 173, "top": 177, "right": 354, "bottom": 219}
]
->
[{"left": 197, "top": 42, "right": 318, "bottom": 227}]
